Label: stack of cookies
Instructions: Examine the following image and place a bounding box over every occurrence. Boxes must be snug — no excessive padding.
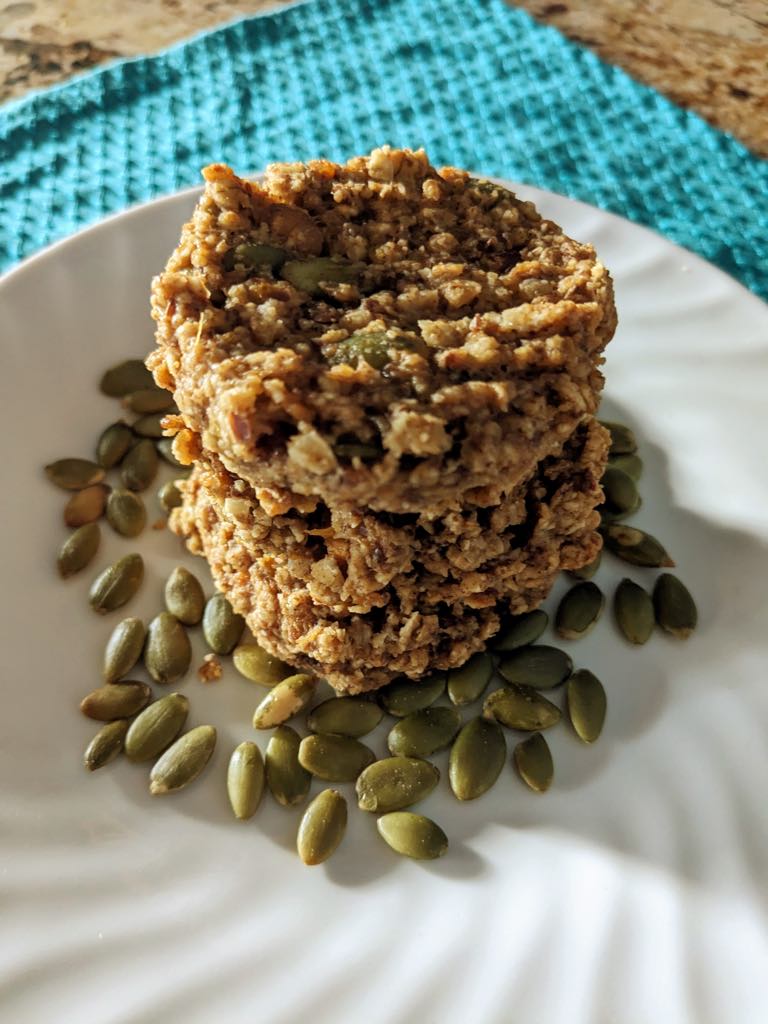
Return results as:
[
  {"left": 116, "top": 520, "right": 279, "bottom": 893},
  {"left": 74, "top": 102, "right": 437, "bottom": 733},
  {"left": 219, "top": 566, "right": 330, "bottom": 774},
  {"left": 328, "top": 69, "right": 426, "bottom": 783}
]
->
[{"left": 149, "top": 148, "right": 615, "bottom": 692}]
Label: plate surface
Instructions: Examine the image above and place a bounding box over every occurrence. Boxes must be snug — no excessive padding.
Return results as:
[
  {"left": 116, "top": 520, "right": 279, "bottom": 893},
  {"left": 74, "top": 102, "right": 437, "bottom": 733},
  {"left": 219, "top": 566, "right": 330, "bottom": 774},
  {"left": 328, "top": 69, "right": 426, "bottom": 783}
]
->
[{"left": 2, "top": 183, "right": 768, "bottom": 1024}]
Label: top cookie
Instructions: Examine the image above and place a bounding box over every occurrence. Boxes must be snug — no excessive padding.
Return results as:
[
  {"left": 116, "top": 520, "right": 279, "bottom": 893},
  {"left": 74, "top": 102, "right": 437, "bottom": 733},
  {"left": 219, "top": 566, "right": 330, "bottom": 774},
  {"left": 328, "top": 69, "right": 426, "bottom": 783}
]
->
[{"left": 149, "top": 147, "right": 616, "bottom": 513}]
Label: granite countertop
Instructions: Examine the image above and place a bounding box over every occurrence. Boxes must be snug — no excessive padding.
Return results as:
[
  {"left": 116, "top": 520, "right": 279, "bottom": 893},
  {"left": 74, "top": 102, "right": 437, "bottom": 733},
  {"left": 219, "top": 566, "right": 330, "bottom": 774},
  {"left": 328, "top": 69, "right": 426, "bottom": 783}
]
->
[{"left": 1, "top": 0, "right": 766, "bottom": 156}]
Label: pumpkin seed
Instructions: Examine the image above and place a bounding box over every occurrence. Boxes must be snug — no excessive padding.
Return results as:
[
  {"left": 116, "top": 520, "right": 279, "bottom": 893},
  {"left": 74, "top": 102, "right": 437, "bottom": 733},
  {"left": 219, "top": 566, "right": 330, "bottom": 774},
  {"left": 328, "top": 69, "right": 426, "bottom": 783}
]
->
[
  {"left": 483, "top": 684, "right": 561, "bottom": 731},
  {"left": 356, "top": 757, "right": 440, "bottom": 813},
  {"left": 265, "top": 725, "right": 311, "bottom": 806},
  {"left": 307, "top": 696, "right": 383, "bottom": 737},
  {"left": 156, "top": 437, "right": 185, "bottom": 468},
  {"left": 80, "top": 681, "right": 152, "bottom": 721},
  {"left": 449, "top": 717, "right": 506, "bottom": 801},
  {"left": 106, "top": 488, "right": 147, "bottom": 537},
  {"left": 608, "top": 453, "right": 643, "bottom": 481},
  {"left": 202, "top": 594, "right": 245, "bottom": 654},
  {"left": 84, "top": 719, "right": 129, "bottom": 771},
  {"left": 513, "top": 732, "right": 553, "bottom": 793},
  {"left": 602, "top": 524, "right": 675, "bottom": 568},
  {"left": 653, "top": 573, "right": 697, "bottom": 639},
  {"left": 45, "top": 458, "right": 105, "bottom": 491},
  {"left": 89, "top": 553, "right": 144, "bottom": 613},
  {"left": 58, "top": 522, "right": 100, "bottom": 578},
  {"left": 227, "top": 741, "right": 265, "bottom": 820},
  {"left": 149, "top": 725, "right": 216, "bottom": 795},
  {"left": 555, "top": 582, "right": 605, "bottom": 640},
  {"left": 125, "top": 693, "right": 190, "bottom": 762},
  {"left": 164, "top": 566, "right": 205, "bottom": 625},
  {"left": 132, "top": 413, "right": 166, "bottom": 439},
  {"left": 123, "top": 388, "right": 175, "bottom": 414},
  {"left": 613, "top": 577, "right": 654, "bottom": 644},
  {"left": 387, "top": 706, "right": 461, "bottom": 758},
  {"left": 491, "top": 609, "right": 548, "bottom": 651},
  {"left": 446, "top": 652, "right": 494, "bottom": 705},
  {"left": 377, "top": 812, "right": 448, "bottom": 861},
  {"left": 378, "top": 672, "right": 446, "bottom": 717},
  {"left": 600, "top": 419, "right": 637, "bottom": 455},
  {"left": 252, "top": 673, "right": 316, "bottom": 729},
  {"left": 226, "top": 242, "right": 288, "bottom": 271},
  {"left": 158, "top": 480, "right": 183, "bottom": 514},
  {"left": 332, "top": 441, "right": 382, "bottom": 461},
  {"left": 282, "top": 257, "right": 358, "bottom": 296},
  {"left": 233, "top": 643, "right": 291, "bottom": 686},
  {"left": 96, "top": 422, "right": 134, "bottom": 469},
  {"left": 144, "top": 612, "right": 191, "bottom": 684},
  {"left": 329, "top": 330, "right": 426, "bottom": 371},
  {"left": 103, "top": 616, "right": 146, "bottom": 682},
  {"left": 100, "top": 358, "right": 154, "bottom": 397},
  {"left": 567, "top": 550, "right": 602, "bottom": 581},
  {"left": 498, "top": 645, "right": 572, "bottom": 689},
  {"left": 566, "top": 669, "right": 606, "bottom": 743},
  {"left": 121, "top": 438, "right": 159, "bottom": 492},
  {"left": 63, "top": 483, "right": 109, "bottom": 527},
  {"left": 297, "top": 789, "right": 348, "bottom": 865},
  {"left": 298, "top": 733, "right": 375, "bottom": 782},
  {"left": 601, "top": 466, "right": 639, "bottom": 513}
]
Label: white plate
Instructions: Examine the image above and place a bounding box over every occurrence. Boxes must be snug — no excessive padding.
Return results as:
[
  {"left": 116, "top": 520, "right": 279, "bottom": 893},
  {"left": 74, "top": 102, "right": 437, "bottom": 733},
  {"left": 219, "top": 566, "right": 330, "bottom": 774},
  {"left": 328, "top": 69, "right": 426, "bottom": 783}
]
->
[{"left": 2, "top": 182, "right": 768, "bottom": 1024}]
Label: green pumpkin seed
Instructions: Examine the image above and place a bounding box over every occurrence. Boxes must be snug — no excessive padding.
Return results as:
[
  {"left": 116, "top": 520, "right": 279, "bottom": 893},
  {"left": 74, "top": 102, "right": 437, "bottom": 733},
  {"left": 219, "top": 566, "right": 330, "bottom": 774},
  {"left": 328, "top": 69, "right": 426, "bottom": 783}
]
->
[
  {"left": 332, "top": 440, "right": 382, "bottom": 461},
  {"left": 566, "top": 669, "right": 606, "bottom": 743},
  {"left": 227, "top": 741, "right": 265, "bottom": 820},
  {"left": 226, "top": 242, "right": 288, "bottom": 271},
  {"left": 491, "top": 609, "right": 548, "bottom": 651},
  {"left": 58, "top": 522, "right": 100, "bottom": 578},
  {"left": 446, "top": 652, "right": 494, "bottom": 705},
  {"left": 567, "top": 550, "right": 602, "bottom": 581},
  {"left": 164, "top": 566, "right": 205, "bottom": 625},
  {"left": 387, "top": 706, "right": 461, "bottom": 758},
  {"left": 158, "top": 480, "right": 183, "bottom": 514},
  {"left": 329, "top": 330, "right": 425, "bottom": 371},
  {"left": 600, "top": 466, "right": 641, "bottom": 523},
  {"left": 555, "top": 582, "right": 605, "bottom": 640},
  {"left": 144, "top": 612, "right": 191, "bottom": 684},
  {"left": 100, "top": 358, "right": 154, "bottom": 397},
  {"left": 149, "top": 725, "right": 216, "bottom": 795},
  {"left": 103, "top": 616, "right": 146, "bottom": 682},
  {"left": 80, "top": 681, "right": 152, "bottom": 721},
  {"left": 265, "top": 725, "right": 310, "bottom": 806},
  {"left": 483, "top": 684, "right": 561, "bottom": 731},
  {"left": 600, "top": 419, "right": 637, "bottom": 455},
  {"left": 233, "top": 643, "right": 291, "bottom": 685},
  {"left": 96, "top": 422, "right": 134, "bottom": 469},
  {"left": 63, "top": 483, "right": 109, "bottom": 527},
  {"left": 448, "top": 717, "right": 506, "bottom": 801},
  {"left": 282, "top": 257, "right": 358, "bottom": 296},
  {"left": 608, "top": 453, "right": 643, "bottom": 481},
  {"left": 378, "top": 672, "right": 446, "bottom": 717},
  {"left": 156, "top": 437, "right": 184, "bottom": 467},
  {"left": 513, "top": 732, "right": 553, "bottom": 793},
  {"left": 377, "top": 812, "right": 448, "bottom": 861},
  {"left": 123, "top": 388, "right": 175, "bottom": 414},
  {"left": 45, "top": 458, "right": 105, "bottom": 491},
  {"left": 89, "top": 553, "right": 144, "bottom": 613},
  {"left": 121, "top": 438, "right": 159, "bottom": 492},
  {"left": 252, "top": 673, "right": 316, "bottom": 729},
  {"left": 125, "top": 693, "right": 189, "bottom": 762},
  {"left": 297, "top": 789, "right": 348, "bottom": 865},
  {"left": 297, "top": 733, "right": 375, "bottom": 782},
  {"left": 613, "top": 577, "right": 654, "bottom": 644},
  {"left": 356, "top": 757, "right": 440, "bottom": 813},
  {"left": 498, "top": 645, "right": 572, "bottom": 689},
  {"left": 132, "top": 413, "right": 166, "bottom": 439},
  {"left": 307, "top": 696, "right": 384, "bottom": 737},
  {"left": 653, "top": 573, "right": 698, "bottom": 639},
  {"left": 106, "top": 488, "right": 147, "bottom": 537},
  {"left": 83, "top": 719, "right": 129, "bottom": 771},
  {"left": 602, "top": 524, "right": 675, "bottom": 568},
  {"left": 202, "top": 594, "right": 245, "bottom": 655}
]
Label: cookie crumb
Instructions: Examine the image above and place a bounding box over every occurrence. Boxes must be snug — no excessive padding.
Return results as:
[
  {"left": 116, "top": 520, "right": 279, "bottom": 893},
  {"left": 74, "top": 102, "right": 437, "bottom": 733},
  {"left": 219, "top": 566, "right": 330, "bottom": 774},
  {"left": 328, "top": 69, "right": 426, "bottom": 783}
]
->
[
  {"left": 152, "top": 517, "right": 167, "bottom": 530},
  {"left": 198, "top": 653, "right": 223, "bottom": 683}
]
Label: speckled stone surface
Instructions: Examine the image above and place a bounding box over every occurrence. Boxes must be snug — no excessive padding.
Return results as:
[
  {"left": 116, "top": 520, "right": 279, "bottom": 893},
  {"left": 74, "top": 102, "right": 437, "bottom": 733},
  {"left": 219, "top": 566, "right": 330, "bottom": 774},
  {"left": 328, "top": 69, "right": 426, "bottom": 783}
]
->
[{"left": 1, "top": 0, "right": 766, "bottom": 156}]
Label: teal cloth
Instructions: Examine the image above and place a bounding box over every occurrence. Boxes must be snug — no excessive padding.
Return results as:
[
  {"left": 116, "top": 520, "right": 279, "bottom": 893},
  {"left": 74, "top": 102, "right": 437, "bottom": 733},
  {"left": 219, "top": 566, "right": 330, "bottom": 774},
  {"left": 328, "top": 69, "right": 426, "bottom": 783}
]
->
[{"left": 1, "top": 0, "right": 765, "bottom": 298}]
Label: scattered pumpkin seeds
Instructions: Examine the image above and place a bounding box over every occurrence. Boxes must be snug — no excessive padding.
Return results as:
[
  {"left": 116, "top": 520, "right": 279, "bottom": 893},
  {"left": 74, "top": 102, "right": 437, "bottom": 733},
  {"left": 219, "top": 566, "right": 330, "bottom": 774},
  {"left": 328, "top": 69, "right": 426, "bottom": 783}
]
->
[
  {"left": 63, "top": 483, "right": 109, "bottom": 527},
  {"left": 45, "top": 457, "right": 105, "bottom": 491},
  {"left": 608, "top": 452, "right": 643, "bottom": 481},
  {"left": 282, "top": 256, "right": 358, "bottom": 296},
  {"left": 387, "top": 706, "right": 461, "bottom": 758},
  {"left": 491, "top": 609, "right": 548, "bottom": 651},
  {"left": 125, "top": 693, "right": 189, "bottom": 762},
  {"left": 252, "top": 673, "right": 316, "bottom": 729},
  {"left": 83, "top": 719, "right": 129, "bottom": 771},
  {"left": 132, "top": 413, "right": 166, "bottom": 439},
  {"left": 58, "top": 522, "right": 100, "bottom": 578},
  {"left": 449, "top": 717, "right": 506, "bottom": 801},
  {"left": 498, "top": 645, "right": 573, "bottom": 689},
  {"left": 144, "top": 612, "right": 192, "bottom": 684},
  {"left": 100, "top": 358, "right": 154, "bottom": 397},
  {"left": 202, "top": 594, "right": 244, "bottom": 655},
  {"left": 149, "top": 725, "right": 216, "bottom": 795},
  {"left": 567, "top": 549, "right": 602, "bottom": 581},
  {"left": 233, "top": 643, "right": 291, "bottom": 686},
  {"left": 356, "top": 757, "right": 440, "bottom": 813},
  {"left": 123, "top": 388, "right": 175, "bottom": 414},
  {"left": 653, "top": 573, "right": 697, "bottom": 638},
  {"left": 377, "top": 812, "right": 448, "bottom": 861},
  {"left": 158, "top": 480, "right": 183, "bottom": 514},
  {"left": 96, "top": 422, "right": 134, "bottom": 469},
  {"left": 566, "top": 670, "right": 607, "bottom": 744},
  {"left": 265, "top": 725, "right": 311, "bottom": 806},
  {"left": 614, "top": 578, "right": 655, "bottom": 645},
  {"left": 602, "top": 523, "right": 674, "bottom": 568},
  {"left": 378, "top": 672, "right": 446, "bottom": 717},
  {"left": 307, "top": 696, "right": 383, "bottom": 738},
  {"left": 103, "top": 616, "right": 146, "bottom": 682},
  {"left": 80, "top": 681, "right": 152, "bottom": 722},
  {"left": 446, "top": 651, "right": 494, "bottom": 706},
  {"left": 106, "top": 488, "right": 147, "bottom": 537},
  {"left": 555, "top": 582, "right": 605, "bottom": 640},
  {"left": 121, "top": 438, "right": 159, "bottom": 492},
  {"left": 600, "top": 419, "right": 637, "bottom": 455},
  {"left": 297, "top": 789, "right": 348, "bottom": 866},
  {"left": 227, "top": 741, "right": 265, "bottom": 820},
  {"left": 483, "top": 684, "right": 561, "bottom": 731},
  {"left": 164, "top": 566, "right": 205, "bottom": 625},
  {"left": 513, "top": 732, "right": 553, "bottom": 793},
  {"left": 89, "top": 553, "right": 144, "bottom": 613},
  {"left": 298, "top": 733, "right": 375, "bottom": 782}
]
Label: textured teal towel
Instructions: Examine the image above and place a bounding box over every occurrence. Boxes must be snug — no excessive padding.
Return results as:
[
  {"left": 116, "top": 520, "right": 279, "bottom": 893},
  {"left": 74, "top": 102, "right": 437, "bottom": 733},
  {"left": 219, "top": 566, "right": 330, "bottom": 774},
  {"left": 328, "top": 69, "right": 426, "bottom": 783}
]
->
[{"left": 1, "top": 0, "right": 765, "bottom": 297}]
